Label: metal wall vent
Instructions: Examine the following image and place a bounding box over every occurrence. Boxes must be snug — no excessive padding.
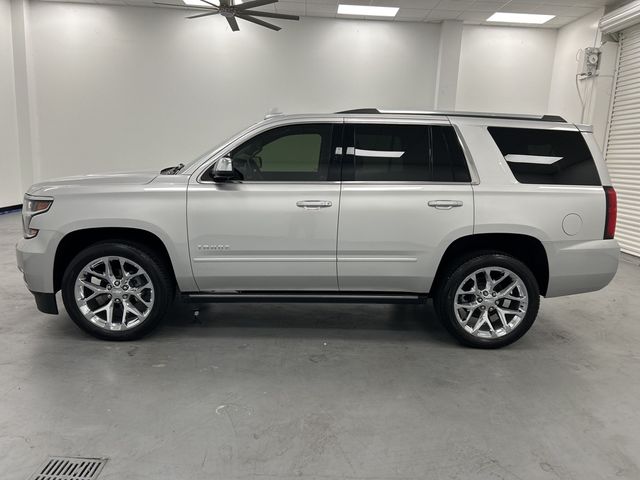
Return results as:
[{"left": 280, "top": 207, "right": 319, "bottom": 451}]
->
[{"left": 29, "top": 457, "right": 107, "bottom": 480}]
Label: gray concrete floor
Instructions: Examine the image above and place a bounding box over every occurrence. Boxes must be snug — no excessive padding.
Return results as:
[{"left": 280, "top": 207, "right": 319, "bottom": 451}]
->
[{"left": 1, "top": 211, "right": 639, "bottom": 480}]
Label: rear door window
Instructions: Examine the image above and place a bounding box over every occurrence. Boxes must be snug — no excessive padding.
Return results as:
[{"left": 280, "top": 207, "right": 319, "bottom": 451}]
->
[
  {"left": 345, "top": 124, "right": 471, "bottom": 182},
  {"left": 431, "top": 126, "right": 472, "bottom": 183},
  {"left": 488, "top": 127, "right": 601, "bottom": 186}
]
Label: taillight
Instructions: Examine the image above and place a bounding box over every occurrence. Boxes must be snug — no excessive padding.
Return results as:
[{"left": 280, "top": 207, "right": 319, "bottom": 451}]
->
[{"left": 604, "top": 186, "right": 617, "bottom": 240}]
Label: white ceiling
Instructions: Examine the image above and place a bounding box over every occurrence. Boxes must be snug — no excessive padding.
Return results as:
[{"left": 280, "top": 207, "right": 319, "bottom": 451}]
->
[{"left": 40, "top": 0, "right": 620, "bottom": 28}]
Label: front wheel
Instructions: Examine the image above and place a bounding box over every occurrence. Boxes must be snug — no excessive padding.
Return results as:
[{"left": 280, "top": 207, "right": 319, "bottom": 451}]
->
[
  {"left": 61, "top": 242, "right": 174, "bottom": 340},
  {"left": 434, "top": 253, "right": 540, "bottom": 348}
]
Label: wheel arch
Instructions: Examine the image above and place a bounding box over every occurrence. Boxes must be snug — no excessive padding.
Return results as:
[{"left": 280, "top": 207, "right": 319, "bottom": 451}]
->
[
  {"left": 431, "top": 233, "right": 549, "bottom": 296},
  {"left": 53, "top": 227, "right": 177, "bottom": 292}
]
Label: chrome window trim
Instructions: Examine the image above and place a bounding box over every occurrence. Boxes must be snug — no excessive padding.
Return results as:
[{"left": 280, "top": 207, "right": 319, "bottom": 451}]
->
[
  {"left": 199, "top": 180, "right": 473, "bottom": 186},
  {"left": 191, "top": 115, "right": 479, "bottom": 185},
  {"left": 340, "top": 181, "right": 474, "bottom": 186},
  {"left": 183, "top": 113, "right": 576, "bottom": 178},
  {"left": 197, "top": 180, "right": 341, "bottom": 185}
]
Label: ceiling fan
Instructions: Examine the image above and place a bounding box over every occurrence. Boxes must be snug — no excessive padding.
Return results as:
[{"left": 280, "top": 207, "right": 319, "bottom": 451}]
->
[{"left": 153, "top": 0, "right": 300, "bottom": 32}]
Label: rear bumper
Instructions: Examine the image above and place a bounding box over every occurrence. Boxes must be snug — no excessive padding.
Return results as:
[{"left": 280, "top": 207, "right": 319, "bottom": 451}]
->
[{"left": 544, "top": 239, "right": 619, "bottom": 297}]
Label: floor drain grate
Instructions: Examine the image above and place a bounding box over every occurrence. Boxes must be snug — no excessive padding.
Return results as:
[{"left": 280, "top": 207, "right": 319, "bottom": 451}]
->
[{"left": 29, "top": 457, "right": 107, "bottom": 480}]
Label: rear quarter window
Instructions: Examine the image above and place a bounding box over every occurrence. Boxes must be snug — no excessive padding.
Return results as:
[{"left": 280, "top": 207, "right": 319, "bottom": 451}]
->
[{"left": 488, "top": 127, "right": 601, "bottom": 186}]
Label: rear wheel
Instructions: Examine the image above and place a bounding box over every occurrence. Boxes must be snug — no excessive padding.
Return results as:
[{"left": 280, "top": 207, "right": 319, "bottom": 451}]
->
[
  {"left": 434, "top": 253, "right": 540, "bottom": 348},
  {"left": 61, "top": 242, "right": 174, "bottom": 340}
]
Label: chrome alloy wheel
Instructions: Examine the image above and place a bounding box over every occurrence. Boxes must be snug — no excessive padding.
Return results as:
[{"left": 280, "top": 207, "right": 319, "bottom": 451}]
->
[
  {"left": 453, "top": 267, "right": 529, "bottom": 339},
  {"left": 74, "top": 256, "right": 155, "bottom": 331}
]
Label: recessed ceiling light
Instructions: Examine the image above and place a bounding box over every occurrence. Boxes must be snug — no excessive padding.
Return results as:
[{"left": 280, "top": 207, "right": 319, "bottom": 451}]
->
[
  {"left": 487, "top": 12, "right": 555, "bottom": 24},
  {"left": 337, "top": 4, "right": 399, "bottom": 17}
]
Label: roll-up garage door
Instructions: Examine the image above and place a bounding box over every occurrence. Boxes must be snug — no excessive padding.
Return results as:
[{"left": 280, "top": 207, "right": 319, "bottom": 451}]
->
[{"left": 606, "top": 24, "right": 640, "bottom": 257}]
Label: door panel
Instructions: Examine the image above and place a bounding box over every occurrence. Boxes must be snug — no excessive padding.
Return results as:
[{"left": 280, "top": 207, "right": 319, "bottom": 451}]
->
[
  {"left": 337, "top": 184, "right": 473, "bottom": 292},
  {"left": 188, "top": 183, "right": 340, "bottom": 291},
  {"left": 337, "top": 121, "right": 474, "bottom": 293},
  {"left": 188, "top": 122, "right": 342, "bottom": 292}
]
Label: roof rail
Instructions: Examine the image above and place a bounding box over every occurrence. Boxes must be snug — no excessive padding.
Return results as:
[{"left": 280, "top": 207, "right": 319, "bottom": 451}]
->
[{"left": 336, "top": 108, "right": 566, "bottom": 123}]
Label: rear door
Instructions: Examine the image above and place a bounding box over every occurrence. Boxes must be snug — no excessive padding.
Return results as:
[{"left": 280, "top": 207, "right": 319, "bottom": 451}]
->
[{"left": 336, "top": 118, "right": 475, "bottom": 293}]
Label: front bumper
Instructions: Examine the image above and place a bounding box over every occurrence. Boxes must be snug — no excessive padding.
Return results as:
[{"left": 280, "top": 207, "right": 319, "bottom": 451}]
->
[
  {"left": 16, "top": 230, "right": 62, "bottom": 314},
  {"left": 545, "top": 239, "right": 620, "bottom": 298}
]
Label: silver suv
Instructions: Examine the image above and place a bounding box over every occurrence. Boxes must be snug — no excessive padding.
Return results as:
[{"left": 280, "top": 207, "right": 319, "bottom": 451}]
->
[{"left": 15, "top": 109, "right": 620, "bottom": 348}]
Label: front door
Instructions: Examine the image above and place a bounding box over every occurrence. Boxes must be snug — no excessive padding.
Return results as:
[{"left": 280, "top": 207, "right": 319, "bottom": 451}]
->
[
  {"left": 188, "top": 122, "right": 342, "bottom": 291},
  {"left": 337, "top": 119, "right": 475, "bottom": 293}
]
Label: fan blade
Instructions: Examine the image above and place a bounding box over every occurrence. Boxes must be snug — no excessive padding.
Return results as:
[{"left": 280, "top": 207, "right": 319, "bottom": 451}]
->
[
  {"left": 236, "top": 0, "right": 277, "bottom": 10},
  {"left": 226, "top": 15, "right": 240, "bottom": 31},
  {"left": 236, "top": 13, "right": 281, "bottom": 30},
  {"left": 153, "top": 2, "right": 211, "bottom": 9},
  {"left": 187, "top": 10, "right": 220, "bottom": 18},
  {"left": 245, "top": 11, "right": 299, "bottom": 20}
]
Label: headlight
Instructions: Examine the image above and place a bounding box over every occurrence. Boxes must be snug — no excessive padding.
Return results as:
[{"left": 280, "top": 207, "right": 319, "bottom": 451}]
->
[{"left": 22, "top": 195, "right": 53, "bottom": 239}]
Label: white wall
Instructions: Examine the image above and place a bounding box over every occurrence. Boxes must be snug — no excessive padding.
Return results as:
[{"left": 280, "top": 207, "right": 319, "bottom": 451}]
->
[
  {"left": 434, "top": 20, "right": 463, "bottom": 110},
  {"left": 27, "top": 2, "right": 441, "bottom": 180},
  {"left": 1, "top": 1, "right": 615, "bottom": 207},
  {"left": 547, "top": 9, "right": 613, "bottom": 148},
  {"left": 456, "top": 25, "right": 558, "bottom": 114},
  {"left": 0, "top": 0, "right": 21, "bottom": 206},
  {"left": 547, "top": 9, "right": 603, "bottom": 122}
]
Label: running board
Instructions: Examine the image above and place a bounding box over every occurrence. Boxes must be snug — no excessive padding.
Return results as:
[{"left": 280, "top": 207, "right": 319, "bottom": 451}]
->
[{"left": 182, "top": 292, "right": 427, "bottom": 304}]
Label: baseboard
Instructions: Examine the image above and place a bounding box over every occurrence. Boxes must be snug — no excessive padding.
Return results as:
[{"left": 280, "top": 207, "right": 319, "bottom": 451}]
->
[
  {"left": 0, "top": 204, "right": 21, "bottom": 215},
  {"left": 621, "top": 252, "right": 640, "bottom": 266}
]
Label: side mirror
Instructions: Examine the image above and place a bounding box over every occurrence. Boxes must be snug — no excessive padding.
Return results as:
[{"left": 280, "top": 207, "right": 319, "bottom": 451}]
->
[{"left": 212, "top": 156, "right": 235, "bottom": 182}]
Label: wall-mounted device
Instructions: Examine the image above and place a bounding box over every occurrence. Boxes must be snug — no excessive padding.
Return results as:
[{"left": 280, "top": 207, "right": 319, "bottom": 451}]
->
[{"left": 580, "top": 47, "right": 601, "bottom": 78}]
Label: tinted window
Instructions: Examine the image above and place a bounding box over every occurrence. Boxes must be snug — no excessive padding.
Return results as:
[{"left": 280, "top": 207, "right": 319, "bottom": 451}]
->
[
  {"left": 228, "top": 124, "right": 333, "bottom": 181},
  {"left": 488, "top": 127, "right": 601, "bottom": 186},
  {"left": 432, "top": 126, "right": 472, "bottom": 182},
  {"left": 350, "top": 124, "right": 470, "bottom": 182}
]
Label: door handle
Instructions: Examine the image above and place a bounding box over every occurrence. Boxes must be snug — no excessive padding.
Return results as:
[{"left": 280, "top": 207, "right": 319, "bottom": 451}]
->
[
  {"left": 428, "top": 200, "right": 463, "bottom": 210},
  {"left": 296, "top": 200, "right": 333, "bottom": 210}
]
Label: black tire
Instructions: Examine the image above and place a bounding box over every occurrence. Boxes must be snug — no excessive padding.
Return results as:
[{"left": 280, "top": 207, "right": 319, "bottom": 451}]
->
[
  {"left": 61, "top": 241, "right": 174, "bottom": 340},
  {"left": 434, "top": 252, "right": 540, "bottom": 349}
]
